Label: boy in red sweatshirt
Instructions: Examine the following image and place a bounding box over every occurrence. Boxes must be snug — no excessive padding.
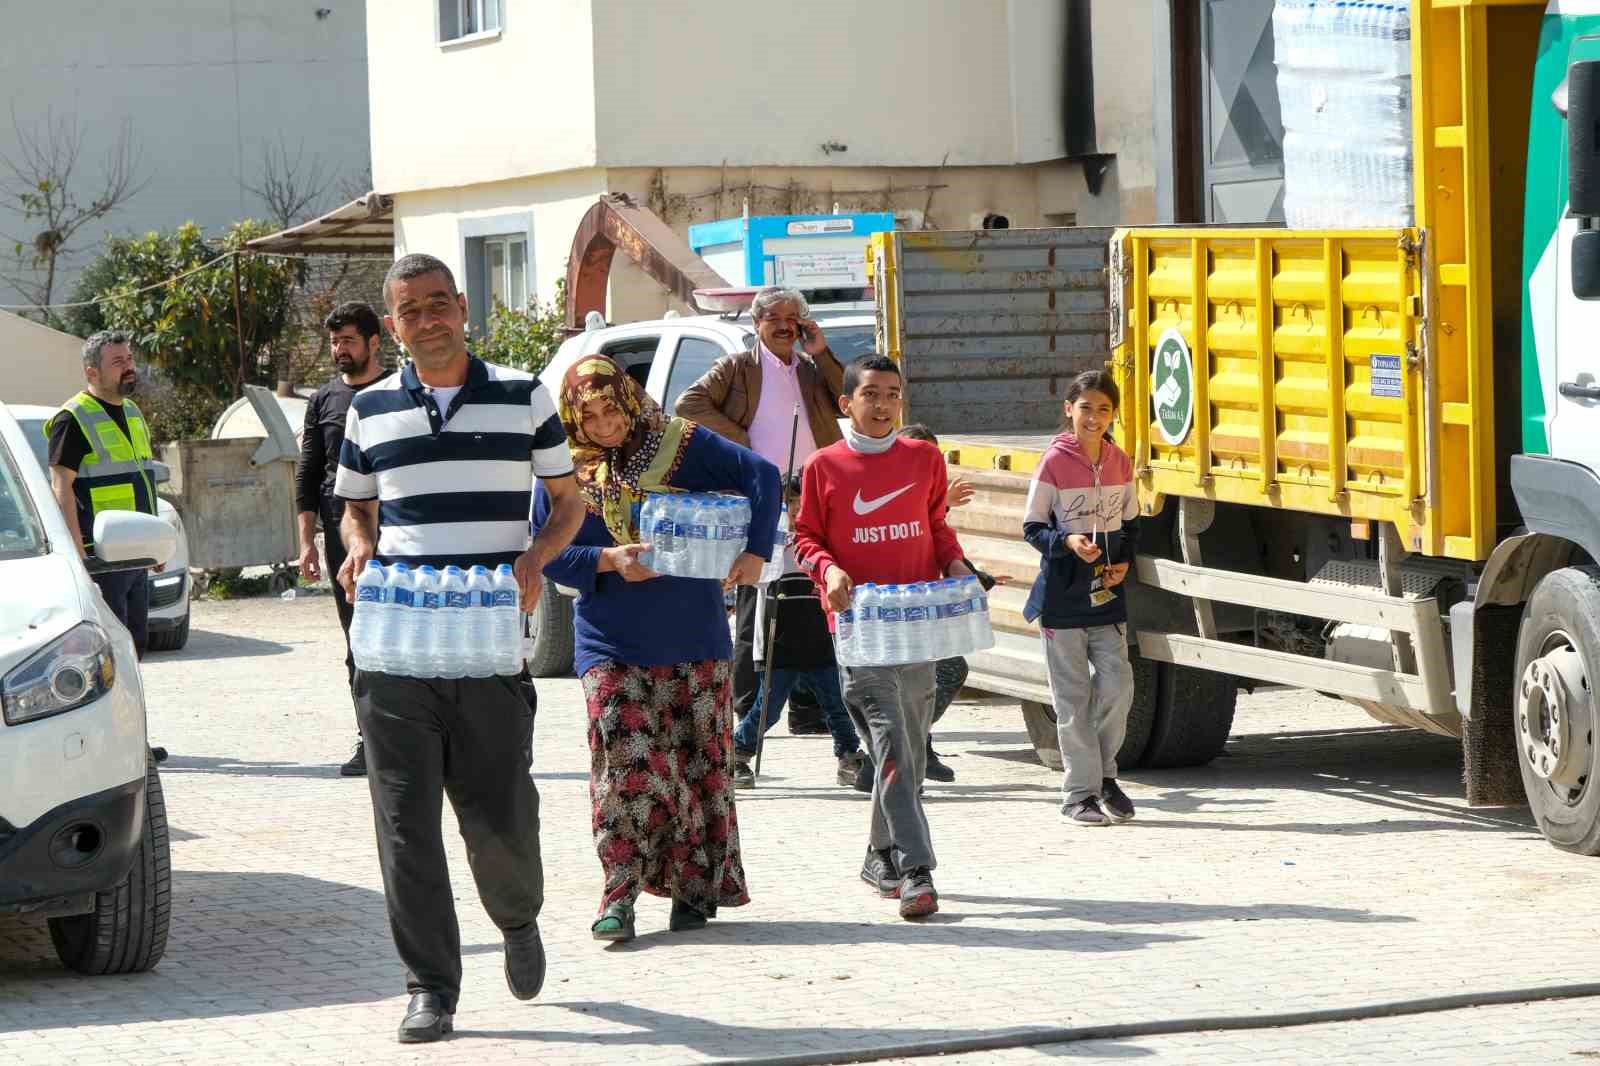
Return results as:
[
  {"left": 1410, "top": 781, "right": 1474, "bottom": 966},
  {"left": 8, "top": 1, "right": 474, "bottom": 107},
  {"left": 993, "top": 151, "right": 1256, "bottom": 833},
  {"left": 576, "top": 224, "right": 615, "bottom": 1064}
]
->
[{"left": 793, "top": 355, "right": 973, "bottom": 919}]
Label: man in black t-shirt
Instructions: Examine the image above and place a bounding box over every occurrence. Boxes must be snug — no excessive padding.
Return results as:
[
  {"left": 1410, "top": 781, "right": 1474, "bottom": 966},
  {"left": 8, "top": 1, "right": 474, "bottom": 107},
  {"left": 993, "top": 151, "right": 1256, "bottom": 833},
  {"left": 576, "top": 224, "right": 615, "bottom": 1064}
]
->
[
  {"left": 47, "top": 331, "right": 161, "bottom": 658},
  {"left": 295, "top": 301, "right": 393, "bottom": 777}
]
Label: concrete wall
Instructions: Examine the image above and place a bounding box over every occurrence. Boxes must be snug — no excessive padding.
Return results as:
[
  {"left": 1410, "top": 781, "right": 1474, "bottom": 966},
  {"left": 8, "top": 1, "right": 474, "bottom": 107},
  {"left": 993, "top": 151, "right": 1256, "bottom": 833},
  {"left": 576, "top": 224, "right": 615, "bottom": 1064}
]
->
[
  {"left": 0, "top": 1, "right": 371, "bottom": 310},
  {"left": 368, "top": 0, "right": 597, "bottom": 195}
]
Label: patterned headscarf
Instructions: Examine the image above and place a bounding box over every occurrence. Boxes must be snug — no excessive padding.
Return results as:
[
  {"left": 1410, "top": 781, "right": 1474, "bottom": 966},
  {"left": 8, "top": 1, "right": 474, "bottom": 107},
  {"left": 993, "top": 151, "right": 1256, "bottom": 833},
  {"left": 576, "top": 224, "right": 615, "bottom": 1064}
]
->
[{"left": 558, "top": 354, "right": 694, "bottom": 545}]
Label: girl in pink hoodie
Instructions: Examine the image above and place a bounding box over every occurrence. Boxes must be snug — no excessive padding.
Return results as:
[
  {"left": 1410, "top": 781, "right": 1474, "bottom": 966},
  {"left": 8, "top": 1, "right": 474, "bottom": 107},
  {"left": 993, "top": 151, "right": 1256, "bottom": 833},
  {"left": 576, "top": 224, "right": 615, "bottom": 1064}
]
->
[{"left": 1021, "top": 370, "right": 1140, "bottom": 827}]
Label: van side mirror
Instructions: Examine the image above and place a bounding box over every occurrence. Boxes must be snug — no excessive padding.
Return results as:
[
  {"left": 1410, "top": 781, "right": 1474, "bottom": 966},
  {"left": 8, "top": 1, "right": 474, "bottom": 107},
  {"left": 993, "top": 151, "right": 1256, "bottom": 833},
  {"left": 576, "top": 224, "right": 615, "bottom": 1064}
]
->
[
  {"left": 1569, "top": 60, "right": 1600, "bottom": 215},
  {"left": 1575, "top": 231, "right": 1600, "bottom": 300}
]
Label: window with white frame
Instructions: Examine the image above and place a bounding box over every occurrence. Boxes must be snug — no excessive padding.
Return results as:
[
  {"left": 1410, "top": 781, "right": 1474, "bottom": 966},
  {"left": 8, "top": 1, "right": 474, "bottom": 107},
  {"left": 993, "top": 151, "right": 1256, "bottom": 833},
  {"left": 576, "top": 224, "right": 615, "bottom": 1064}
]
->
[
  {"left": 439, "top": 0, "right": 501, "bottom": 43},
  {"left": 465, "top": 231, "right": 530, "bottom": 336}
]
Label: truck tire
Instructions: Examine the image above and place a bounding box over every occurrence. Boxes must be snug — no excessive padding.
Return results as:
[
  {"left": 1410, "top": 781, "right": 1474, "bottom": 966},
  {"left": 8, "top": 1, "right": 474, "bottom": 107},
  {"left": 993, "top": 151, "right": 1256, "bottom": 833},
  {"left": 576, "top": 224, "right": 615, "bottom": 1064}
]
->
[
  {"left": 525, "top": 576, "right": 575, "bottom": 678},
  {"left": 1139, "top": 662, "right": 1238, "bottom": 769},
  {"left": 1019, "top": 650, "right": 1159, "bottom": 772},
  {"left": 1511, "top": 566, "right": 1600, "bottom": 854},
  {"left": 49, "top": 756, "right": 171, "bottom": 975}
]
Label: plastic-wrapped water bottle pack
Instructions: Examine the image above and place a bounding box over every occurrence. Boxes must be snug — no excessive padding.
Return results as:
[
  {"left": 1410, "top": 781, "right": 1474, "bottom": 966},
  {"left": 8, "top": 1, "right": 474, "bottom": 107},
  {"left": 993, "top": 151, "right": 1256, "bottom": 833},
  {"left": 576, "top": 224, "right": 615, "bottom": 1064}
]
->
[
  {"left": 638, "top": 493, "right": 765, "bottom": 580},
  {"left": 1273, "top": 0, "right": 1414, "bottom": 228},
  {"left": 349, "top": 560, "right": 524, "bottom": 678},
  {"left": 835, "top": 577, "right": 995, "bottom": 668}
]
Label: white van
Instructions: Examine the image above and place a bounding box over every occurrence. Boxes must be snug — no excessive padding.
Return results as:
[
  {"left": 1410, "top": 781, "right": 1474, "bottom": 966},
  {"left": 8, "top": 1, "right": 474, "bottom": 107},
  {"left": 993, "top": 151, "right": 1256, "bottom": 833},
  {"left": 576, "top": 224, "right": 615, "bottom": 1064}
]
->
[{"left": 0, "top": 402, "right": 178, "bottom": 973}]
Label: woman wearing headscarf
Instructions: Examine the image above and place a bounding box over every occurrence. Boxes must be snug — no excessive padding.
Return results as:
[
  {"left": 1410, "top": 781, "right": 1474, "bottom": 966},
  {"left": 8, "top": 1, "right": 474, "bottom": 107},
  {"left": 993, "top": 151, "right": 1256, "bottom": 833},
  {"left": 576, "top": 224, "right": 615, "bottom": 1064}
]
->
[{"left": 530, "top": 354, "right": 781, "bottom": 942}]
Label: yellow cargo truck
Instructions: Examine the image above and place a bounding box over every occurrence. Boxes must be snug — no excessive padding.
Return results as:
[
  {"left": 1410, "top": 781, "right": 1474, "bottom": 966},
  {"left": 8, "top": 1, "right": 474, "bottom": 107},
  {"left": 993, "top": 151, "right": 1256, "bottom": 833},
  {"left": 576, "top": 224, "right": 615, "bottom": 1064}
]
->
[{"left": 870, "top": 0, "right": 1600, "bottom": 854}]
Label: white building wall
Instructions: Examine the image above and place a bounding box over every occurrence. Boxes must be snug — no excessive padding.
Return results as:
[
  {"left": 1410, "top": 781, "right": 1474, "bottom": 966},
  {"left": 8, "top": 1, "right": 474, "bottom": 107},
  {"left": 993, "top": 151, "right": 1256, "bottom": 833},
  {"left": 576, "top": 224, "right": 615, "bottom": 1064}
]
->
[
  {"left": 589, "top": 0, "right": 1064, "bottom": 170},
  {"left": 368, "top": 0, "right": 599, "bottom": 196},
  {"left": 0, "top": 1, "right": 371, "bottom": 310}
]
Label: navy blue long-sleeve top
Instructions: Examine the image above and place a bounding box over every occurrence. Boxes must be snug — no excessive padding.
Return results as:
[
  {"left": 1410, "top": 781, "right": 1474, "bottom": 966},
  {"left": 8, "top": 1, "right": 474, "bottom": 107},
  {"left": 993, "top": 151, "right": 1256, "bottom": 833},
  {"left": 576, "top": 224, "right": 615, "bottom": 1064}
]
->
[{"left": 530, "top": 425, "right": 782, "bottom": 678}]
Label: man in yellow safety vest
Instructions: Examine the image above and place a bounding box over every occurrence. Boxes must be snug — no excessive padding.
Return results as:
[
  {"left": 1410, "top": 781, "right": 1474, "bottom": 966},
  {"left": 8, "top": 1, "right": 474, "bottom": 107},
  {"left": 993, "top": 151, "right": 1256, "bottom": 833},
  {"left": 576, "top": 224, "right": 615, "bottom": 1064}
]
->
[{"left": 45, "top": 330, "right": 163, "bottom": 658}]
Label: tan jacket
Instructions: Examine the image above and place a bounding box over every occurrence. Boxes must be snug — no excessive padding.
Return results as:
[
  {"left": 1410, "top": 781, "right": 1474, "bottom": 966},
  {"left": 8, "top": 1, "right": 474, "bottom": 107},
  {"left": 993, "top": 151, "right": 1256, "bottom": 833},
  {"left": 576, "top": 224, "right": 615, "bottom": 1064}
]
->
[{"left": 674, "top": 340, "right": 846, "bottom": 456}]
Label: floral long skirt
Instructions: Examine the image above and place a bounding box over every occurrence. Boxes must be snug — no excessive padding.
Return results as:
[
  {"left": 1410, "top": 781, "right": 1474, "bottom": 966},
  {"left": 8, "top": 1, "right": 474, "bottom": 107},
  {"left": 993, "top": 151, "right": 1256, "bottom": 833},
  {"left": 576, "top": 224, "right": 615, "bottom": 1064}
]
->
[{"left": 580, "top": 658, "right": 749, "bottom": 915}]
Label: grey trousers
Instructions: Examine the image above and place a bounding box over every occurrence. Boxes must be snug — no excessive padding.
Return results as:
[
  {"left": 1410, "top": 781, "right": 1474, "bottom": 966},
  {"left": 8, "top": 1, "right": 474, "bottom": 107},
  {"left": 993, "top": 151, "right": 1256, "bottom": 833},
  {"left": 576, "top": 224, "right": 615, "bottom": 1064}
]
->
[
  {"left": 1041, "top": 624, "right": 1135, "bottom": 806},
  {"left": 840, "top": 662, "right": 937, "bottom": 872}
]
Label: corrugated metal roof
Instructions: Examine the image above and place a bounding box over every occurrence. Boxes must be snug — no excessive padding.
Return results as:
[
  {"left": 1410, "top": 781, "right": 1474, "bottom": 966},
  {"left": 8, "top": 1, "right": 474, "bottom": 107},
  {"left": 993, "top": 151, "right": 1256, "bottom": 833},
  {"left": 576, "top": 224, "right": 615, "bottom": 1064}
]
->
[{"left": 244, "top": 192, "right": 393, "bottom": 256}]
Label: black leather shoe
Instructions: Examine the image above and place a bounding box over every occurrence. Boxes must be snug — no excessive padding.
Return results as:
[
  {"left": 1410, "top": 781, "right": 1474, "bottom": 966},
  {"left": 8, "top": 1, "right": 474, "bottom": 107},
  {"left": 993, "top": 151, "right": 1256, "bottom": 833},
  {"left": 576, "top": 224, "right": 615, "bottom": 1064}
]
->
[
  {"left": 503, "top": 922, "right": 546, "bottom": 1000},
  {"left": 398, "top": 992, "right": 453, "bottom": 1043}
]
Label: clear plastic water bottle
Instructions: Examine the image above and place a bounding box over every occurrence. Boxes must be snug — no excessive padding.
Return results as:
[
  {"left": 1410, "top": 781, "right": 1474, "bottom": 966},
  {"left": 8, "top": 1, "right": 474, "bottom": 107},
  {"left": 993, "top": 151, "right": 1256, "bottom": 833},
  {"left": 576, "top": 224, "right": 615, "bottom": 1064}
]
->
[
  {"left": 462, "top": 565, "right": 495, "bottom": 677},
  {"left": 401, "top": 565, "right": 440, "bottom": 677},
  {"left": 965, "top": 575, "right": 995, "bottom": 653},
  {"left": 853, "top": 583, "right": 882, "bottom": 667},
  {"left": 492, "top": 563, "right": 522, "bottom": 675},
  {"left": 759, "top": 507, "right": 789, "bottom": 585},
  {"left": 723, "top": 497, "right": 751, "bottom": 575},
  {"left": 878, "top": 585, "right": 907, "bottom": 665},
  {"left": 903, "top": 582, "right": 933, "bottom": 661},
  {"left": 435, "top": 565, "right": 469, "bottom": 679},
  {"left": 690, "top": 495, "right": 717, "bottom": 577},
  {"left": 384, "top": 563, "right": 414, "bottom": 674},
  {"left": 835, "top": 589, "right": 858, "bottom": 664},
  {"left": 350, "top": 560, "right": 387, "bottom": 671}
]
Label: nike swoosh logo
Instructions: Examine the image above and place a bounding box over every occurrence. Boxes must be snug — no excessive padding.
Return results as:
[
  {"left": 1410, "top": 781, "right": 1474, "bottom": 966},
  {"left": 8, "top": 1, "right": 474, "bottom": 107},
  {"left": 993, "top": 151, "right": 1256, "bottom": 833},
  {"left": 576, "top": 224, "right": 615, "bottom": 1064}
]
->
[{"left": 853, "top": 484, "right": 915, "bottom": 516}]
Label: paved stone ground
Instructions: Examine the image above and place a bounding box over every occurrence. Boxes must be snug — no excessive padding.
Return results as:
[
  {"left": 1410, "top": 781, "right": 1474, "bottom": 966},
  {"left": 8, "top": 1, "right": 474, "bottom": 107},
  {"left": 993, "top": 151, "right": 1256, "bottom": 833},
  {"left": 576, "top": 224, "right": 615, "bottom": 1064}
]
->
[{"left": 3, "top": 593, "right": 1600, "bottom": 1065}]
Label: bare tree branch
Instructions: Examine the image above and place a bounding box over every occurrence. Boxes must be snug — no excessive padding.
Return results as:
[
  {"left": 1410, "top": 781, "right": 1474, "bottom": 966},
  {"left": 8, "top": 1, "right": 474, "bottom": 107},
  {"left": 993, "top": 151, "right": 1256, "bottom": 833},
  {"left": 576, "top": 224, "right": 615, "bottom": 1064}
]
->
[
  {"left": 245, "top": 138, "right": 334, "bottom": 229},
  {"left": 0, "top": 107, "right": 145, "bottom": 320}
]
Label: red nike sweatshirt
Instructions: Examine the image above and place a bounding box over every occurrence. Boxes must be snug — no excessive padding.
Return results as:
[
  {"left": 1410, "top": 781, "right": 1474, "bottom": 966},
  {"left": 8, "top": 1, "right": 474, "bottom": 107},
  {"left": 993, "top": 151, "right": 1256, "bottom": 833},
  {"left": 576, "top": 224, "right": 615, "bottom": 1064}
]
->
[{"left": 793, "top": 435, "right": 966, "bottom": 622}]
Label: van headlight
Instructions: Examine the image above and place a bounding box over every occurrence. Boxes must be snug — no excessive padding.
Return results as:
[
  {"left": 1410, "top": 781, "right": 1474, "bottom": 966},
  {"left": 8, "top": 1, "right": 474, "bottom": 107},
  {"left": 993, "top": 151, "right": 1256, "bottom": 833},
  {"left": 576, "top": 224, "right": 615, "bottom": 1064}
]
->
[{"left": 2, "top": 623, "right": 116, "bottom": 725}]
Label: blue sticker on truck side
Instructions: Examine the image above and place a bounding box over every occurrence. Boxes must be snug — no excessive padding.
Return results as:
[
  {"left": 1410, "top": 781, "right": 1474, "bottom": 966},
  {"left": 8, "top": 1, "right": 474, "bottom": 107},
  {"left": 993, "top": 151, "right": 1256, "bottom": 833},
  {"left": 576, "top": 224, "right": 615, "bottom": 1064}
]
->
[{"left": 1370, "top": 354, "right": 1403, "bottom": 398}]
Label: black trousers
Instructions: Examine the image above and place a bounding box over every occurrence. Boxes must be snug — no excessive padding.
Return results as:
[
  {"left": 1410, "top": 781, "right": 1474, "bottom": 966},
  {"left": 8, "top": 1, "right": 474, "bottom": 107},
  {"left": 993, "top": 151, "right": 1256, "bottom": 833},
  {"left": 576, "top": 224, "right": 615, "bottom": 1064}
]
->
[
  {"left": 92, "top": 568, "right": 149, "bottom": 659},
  {"left": 320, "top": 499, "right": 356, "bottom": 692},
  {"left": 354, "top": 671, "right": 543, "bottom": 1011}
]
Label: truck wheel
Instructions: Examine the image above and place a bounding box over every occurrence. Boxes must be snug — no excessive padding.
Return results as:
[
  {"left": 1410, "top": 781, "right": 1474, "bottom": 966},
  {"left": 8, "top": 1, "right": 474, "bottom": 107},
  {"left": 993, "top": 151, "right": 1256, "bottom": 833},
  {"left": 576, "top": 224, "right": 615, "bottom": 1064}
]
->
[
  {"left": 1139, "top": 662, "right": 1238, "bottom": 769},
  {"left": 525, "top": 576, "right": 575, "bottom": 678},
  {"left": 49, "top": 756, "right": 171, "bottom": 975},
  {"left": 1512, "top": 566, "right": 1600, "bottom": 854},
  {"left": 1021, "top": 700, "right": 1063, "bottom": 771},
  {"left": 1019, "top": 651, "right": 1158, "bottom": 772}
]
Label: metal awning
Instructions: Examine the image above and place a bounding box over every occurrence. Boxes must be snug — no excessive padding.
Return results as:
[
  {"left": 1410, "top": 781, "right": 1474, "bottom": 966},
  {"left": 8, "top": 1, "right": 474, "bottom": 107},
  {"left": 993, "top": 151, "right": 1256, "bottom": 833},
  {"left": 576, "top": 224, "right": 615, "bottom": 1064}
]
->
[{"left": 244, "top": 192, "right": 394, "bottom": 256}]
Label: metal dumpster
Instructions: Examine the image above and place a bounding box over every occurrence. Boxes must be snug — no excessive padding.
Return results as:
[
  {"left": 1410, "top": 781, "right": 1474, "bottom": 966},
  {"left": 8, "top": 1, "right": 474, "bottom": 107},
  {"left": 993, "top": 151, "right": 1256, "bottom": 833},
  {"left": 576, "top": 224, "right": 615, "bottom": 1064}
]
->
[{"left": 159, "top": 386, "right": 299, "bottom": 594}]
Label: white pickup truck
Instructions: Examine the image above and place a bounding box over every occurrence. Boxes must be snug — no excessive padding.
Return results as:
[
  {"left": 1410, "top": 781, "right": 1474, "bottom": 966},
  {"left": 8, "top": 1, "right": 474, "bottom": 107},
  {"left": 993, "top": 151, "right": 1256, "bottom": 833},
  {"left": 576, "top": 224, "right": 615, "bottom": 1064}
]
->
[{"left": 524, "top": 302, "right": 875, "bottom": 675}]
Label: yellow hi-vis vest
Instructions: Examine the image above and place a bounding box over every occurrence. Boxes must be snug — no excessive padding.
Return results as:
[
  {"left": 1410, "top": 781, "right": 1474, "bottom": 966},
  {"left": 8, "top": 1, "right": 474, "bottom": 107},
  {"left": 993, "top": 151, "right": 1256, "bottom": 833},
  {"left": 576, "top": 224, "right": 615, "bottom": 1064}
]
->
[{"left": 44, "top": 391, "right": 158, "bottom": 551}]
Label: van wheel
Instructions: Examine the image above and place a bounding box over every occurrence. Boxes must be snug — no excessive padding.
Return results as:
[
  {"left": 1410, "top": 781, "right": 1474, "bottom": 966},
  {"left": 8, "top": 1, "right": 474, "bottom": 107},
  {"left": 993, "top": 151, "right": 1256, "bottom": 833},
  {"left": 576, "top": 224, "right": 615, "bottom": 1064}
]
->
[
  {"left": 49, "top": 756, "right": 171, "bottom": 974},
  {"left": 525, "top": 576, "right": 575, "bottom": 678},
  {"left": 1513, "top": 566, "right": 1600, "bottom": 854},
  {"left": 1020, "top": 650, "right": 1159, "bottom": 772}
]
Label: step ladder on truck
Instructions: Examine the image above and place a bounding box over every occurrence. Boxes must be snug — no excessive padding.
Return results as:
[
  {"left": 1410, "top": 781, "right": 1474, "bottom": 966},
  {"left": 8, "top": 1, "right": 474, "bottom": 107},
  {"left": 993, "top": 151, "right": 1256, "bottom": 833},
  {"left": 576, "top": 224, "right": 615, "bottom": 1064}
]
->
[{"left": 870, "top": 0, "right": 1600, "bottom": 855}]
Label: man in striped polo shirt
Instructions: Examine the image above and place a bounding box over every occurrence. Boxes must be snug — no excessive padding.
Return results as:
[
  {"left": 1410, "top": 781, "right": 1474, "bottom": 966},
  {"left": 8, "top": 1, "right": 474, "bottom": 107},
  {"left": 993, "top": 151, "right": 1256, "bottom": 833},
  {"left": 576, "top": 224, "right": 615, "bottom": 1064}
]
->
[{"left": 335, "top": 253, "right": 584, "bottom": 1044}]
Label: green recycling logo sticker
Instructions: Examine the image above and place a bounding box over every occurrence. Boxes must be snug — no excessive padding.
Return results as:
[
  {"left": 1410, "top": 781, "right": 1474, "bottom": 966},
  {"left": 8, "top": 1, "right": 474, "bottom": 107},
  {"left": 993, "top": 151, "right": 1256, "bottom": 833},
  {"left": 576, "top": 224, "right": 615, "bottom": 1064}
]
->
[{"left": 1151, "top": 328, "right": 1194, "bottom": 446}]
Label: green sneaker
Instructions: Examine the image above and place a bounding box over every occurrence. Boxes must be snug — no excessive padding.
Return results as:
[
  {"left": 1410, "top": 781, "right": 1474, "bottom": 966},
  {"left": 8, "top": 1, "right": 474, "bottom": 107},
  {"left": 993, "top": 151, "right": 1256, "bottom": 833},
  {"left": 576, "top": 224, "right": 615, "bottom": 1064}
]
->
[{"left": 591, "top": 901, "right": 635, "bottom": 942}]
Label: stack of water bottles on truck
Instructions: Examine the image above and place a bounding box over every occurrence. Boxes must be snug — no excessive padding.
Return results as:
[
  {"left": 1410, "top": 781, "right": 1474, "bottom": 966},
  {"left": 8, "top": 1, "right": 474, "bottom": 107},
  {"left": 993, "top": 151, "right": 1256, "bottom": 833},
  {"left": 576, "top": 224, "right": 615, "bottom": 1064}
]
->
[
  {"left": 349, "top": 562, "right": 524, "bottom": 677},
  {"left": 1274, "top": 0, "right": 1414, "bottom": 227}
]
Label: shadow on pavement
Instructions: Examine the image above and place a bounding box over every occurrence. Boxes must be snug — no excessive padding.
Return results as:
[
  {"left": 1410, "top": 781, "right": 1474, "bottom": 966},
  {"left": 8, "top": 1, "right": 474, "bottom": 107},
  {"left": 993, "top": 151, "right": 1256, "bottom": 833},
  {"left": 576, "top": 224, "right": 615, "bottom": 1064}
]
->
[
  {"left": 0, "top": 871, "right": 397, "bottom": 1031},
  {"left": 156, "top": 629, "right": 296, "bottom": 662},
  {"left": 462, "top": 1000, "right": 1115, "bottom": 1058},
  {"left": 596, "top": 917, "right": 1196, "bottom": 954},
  {"left": 153, "top": 756, "right": 590, "bottom": 784},
  {"left": 935, "top": 893, "right": 1412, "bottom": 926}
]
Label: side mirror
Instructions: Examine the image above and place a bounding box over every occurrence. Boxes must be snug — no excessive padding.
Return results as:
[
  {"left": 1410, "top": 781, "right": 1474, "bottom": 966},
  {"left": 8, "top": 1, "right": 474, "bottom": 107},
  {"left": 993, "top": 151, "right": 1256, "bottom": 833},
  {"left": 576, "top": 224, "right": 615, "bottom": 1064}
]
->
[
  {"left": 1575, "top": 231, "right": 1600, "bottom": 300},
  {"left": 1569, "top": 60, "right": 1600, "bottom": 215},
  {"left": 88, "top": 510, "right": 177, "bottom": 572},
  {"left": 149, "top": 460, "right": 172, "bottom": 485}
]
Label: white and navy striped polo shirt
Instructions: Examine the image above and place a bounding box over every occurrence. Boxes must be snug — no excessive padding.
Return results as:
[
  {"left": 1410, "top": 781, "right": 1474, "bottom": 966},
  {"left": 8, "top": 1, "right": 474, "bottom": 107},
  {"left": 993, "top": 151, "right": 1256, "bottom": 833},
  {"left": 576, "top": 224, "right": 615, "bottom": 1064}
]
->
[{"left": 334, "top": 356, "right": 574, "bottom": 570}]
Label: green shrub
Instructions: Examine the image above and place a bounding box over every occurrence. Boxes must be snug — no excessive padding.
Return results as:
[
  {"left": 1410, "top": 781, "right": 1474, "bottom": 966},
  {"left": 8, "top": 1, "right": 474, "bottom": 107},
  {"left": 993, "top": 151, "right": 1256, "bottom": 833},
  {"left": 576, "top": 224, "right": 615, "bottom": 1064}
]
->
[{"left": 474, "top": 279, "right": 567, "bottom": 377}]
